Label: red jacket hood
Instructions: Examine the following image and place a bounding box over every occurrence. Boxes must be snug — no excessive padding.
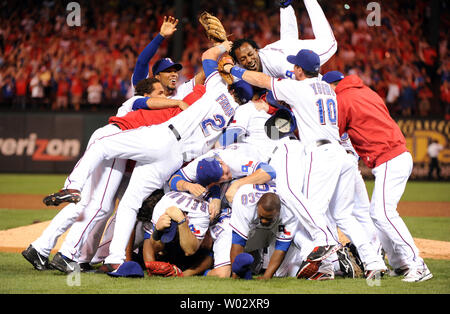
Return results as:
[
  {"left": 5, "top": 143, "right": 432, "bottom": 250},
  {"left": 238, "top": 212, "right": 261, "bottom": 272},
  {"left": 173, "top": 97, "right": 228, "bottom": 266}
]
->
[{"left": 335, "top": 74, "right": 365, "bottom": 93}]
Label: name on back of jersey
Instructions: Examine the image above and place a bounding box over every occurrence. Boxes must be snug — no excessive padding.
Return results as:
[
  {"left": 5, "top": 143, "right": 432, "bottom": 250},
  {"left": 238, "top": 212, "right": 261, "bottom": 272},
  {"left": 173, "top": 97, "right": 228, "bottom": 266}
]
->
[{"left": 309, "top": 82, "right": 335, "bottom": 97}]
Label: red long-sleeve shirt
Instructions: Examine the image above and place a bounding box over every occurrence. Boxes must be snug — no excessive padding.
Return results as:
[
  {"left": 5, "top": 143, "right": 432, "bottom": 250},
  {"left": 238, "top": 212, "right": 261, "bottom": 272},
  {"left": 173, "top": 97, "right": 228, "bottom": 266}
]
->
[
  {"left": 108, "top": 84, "right": 206, "bottom": 130},
  {"left": 336, "top": 75, "right": 407, "bottom": 169}
]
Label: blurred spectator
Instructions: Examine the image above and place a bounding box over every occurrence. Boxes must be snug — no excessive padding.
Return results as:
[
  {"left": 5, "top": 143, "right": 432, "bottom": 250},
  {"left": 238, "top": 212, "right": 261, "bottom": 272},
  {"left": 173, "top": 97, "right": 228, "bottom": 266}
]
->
[
  {"left": 29, "top": 72, "right": 44, "bottom": 109},
  {"left": 427, "top": 139, "right": 444, "bottom": 180},
  {"left": 53, "top": 73, "right": 70, "bottom": 111},
  {"left": 398, "top": 79, "right": 416, "bottom": 117},
  {"left": 14, "top": 71, "right": 28, "bottom": 110},
  {"left": 70, "top": 76, "right": 83, "bottom": 111},
  {"left": 87, "top": 77, "right": 103, "bottom": 110}
]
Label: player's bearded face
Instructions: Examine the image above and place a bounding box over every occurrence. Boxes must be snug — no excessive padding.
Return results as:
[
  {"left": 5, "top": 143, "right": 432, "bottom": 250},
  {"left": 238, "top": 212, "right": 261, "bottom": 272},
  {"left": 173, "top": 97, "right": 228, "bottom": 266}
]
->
[{"left": 235, "top": 43, "right": 261, "bottom": 72}]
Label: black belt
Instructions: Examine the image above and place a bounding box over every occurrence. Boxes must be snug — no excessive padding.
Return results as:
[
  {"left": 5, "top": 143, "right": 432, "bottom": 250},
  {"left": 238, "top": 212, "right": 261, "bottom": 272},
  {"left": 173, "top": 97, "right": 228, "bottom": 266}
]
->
[
  {"left": 168, "top": 124, "right": 181, "bottom": 141},
  {"left": 316, "top": 139, "right": 331, "bottom": 147}
]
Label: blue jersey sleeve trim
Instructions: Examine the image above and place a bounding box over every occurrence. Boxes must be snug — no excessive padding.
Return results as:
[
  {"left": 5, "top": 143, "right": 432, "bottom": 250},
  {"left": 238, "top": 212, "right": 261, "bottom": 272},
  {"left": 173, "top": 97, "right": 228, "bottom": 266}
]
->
[
  {"left": 202, "top": 59, "right": 218, "bottom": 78},
  {"left": 169, "top": 170, "right": 189, "bottom": 191},
  {"left": 255, "top": 163, "right": 276, "bottom": 179},
  {"left": 275, "top": 240, "right": 291, "bottom": 252},
  {"left": 131, "top": 97, "right": 150, "bottom": 111},
  {"left": 232, "top": 231, "right": 247, "bottom": 247}
]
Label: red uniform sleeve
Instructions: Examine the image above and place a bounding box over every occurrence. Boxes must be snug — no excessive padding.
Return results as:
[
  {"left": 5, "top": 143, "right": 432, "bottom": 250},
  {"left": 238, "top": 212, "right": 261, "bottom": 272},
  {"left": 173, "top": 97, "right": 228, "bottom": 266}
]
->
[{"left": 182, "top": 84, "right": 206, "bottom": 105}]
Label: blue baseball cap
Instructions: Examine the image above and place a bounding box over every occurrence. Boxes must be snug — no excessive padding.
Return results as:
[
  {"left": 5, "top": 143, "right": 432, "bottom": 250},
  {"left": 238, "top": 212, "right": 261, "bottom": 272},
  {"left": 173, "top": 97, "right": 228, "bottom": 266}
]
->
[
  {"left": 107, "top": 261, "right": 144, "bottom": 278},
  {"left": 152, "top": 58, "right": 183, "bottom": 75},
  {"left": 322, "top": 71, "right": 345, "bottom": 84},
  {"left": 160, "top": 220, "right": 178, "bottom": 243},
  {"left": 196, "top": 157, "right": 223, "bottom": 187},
  {"left": 232, "top": 253, "right": 254, "bottom": 280},
  {"left": 230, "top": 80, "right": 254, "bottom": 104},
  {"left": 287, "top": 49, "right": 320, "bottom": 72}
]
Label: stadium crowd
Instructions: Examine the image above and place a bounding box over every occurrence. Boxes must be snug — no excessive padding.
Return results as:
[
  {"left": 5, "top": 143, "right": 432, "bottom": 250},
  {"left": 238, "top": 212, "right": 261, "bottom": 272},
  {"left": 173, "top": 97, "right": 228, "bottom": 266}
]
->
[{"left": 0, "top": 0, "right": 448, "bottom": 118}]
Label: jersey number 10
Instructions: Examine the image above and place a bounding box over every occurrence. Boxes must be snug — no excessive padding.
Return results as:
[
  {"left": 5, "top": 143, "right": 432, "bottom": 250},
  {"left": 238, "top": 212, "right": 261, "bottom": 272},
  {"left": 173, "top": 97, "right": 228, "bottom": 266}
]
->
[{"left": 316, "top": 98, "right": 337, "bottom": 125}]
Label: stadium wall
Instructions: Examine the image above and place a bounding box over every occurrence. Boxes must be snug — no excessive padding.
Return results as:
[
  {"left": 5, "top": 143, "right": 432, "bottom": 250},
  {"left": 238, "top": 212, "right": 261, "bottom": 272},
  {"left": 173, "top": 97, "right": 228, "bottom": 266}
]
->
[{"left": 0, "top": 113, "right": 448, "bottom": 179}]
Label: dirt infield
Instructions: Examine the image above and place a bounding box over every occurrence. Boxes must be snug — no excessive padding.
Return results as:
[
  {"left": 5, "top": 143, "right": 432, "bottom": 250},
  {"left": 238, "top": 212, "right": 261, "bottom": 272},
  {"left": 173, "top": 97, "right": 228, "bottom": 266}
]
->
[{"left": 0, "top": 195, "right": 449, "bottom": 259}]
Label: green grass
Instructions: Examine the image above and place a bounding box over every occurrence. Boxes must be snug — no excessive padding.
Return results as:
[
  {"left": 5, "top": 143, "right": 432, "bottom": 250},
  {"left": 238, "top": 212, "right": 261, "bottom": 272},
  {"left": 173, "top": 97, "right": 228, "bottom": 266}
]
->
[
  {"left": 0, "top": 174, "right": 449, "bottom": 201},
  {"left": 364, "top": 180, "right": 450, "bottom": 202},
  {"left": 0, "top": 209, "right": 59, "bottom": 230},
  {"left": 0, "top": 253, "right": 448, "bottom": 294},
  {"left": 0, "top": 174, "right": 66, "bottom": 194}
]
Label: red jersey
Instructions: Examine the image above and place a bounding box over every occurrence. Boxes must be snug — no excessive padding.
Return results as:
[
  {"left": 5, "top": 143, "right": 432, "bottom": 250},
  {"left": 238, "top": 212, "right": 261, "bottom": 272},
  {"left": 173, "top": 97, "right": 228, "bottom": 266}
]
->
[
  {"left": 336, "top": 75, "right": 407, "bottom": 169},
  {"left": 108, "top": 84, "right": 206, "bottom": 130}
]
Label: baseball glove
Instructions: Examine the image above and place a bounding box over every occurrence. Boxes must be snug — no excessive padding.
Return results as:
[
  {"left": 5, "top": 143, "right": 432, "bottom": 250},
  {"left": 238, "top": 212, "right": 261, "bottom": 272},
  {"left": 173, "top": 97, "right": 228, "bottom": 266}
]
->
[
  {"left": 217, "top": 53, "right": 235, "bottom": 85},
  {"left": 145, "top": 261, "right": 184, "bottom": 277},
  {"left": 198, "top": 11, "right": 227, "bottom": 43}
]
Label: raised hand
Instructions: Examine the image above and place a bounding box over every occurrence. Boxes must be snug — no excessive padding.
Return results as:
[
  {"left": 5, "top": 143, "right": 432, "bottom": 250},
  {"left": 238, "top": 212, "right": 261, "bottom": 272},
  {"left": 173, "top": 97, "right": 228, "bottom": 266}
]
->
[{"left": 160, "top": 16, "right": 179, "bottom": 38}]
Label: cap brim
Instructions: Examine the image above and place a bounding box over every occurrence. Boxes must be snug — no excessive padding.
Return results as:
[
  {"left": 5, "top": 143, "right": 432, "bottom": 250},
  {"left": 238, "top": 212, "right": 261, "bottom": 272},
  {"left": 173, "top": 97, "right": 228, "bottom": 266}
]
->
[
  {"left": 286, "top": 55, "right": 297, "bottom": 65},
  {"left": 107, "top": 262, "right": 144, "bottom": 278}
]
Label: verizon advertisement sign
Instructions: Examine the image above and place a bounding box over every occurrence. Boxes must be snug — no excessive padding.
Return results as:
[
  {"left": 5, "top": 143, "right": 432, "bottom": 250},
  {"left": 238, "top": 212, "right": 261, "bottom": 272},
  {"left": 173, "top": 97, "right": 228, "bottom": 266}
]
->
[
  {"left": 0, "top": 133, "right": 80, "bottom": 161},
  {"left": 0, "top": 114, "right": 85, "bottom": 173}
]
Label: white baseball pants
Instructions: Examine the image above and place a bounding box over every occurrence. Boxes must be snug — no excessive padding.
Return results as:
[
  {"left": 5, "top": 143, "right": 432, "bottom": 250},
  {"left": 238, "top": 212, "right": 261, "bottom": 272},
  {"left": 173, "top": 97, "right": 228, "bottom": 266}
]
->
[{"left": 370, "top": 152, "right": 424, "bottom": 269}]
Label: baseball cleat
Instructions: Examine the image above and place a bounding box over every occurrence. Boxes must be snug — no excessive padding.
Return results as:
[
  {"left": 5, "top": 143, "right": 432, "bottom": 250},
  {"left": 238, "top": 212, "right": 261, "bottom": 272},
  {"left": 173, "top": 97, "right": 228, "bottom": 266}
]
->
[
  {"left": 296, "top": 260, "right": 320, "bottom": 279},
  {"left": 306, "top": 243, "right": 343, "bottom": 263},
  {"left": 49, "top": 252, "right": 78, "bottom": 273},
  {"left": 402, "top": 264, "right": 433, "bottom": 283},
  {"left": 308, "top": 272, "right": 334, "bottom": 281},
  {"left": 337, "top": 248, "right": 355, "bottom": 278},
  {"left": 43, "top": 189, "right": 81, "bottom": 206},
  {"left": 388, "top": 266, "right": 409, "bottom": 277},
  {"left": 22, "top": 245, "right": 50, "bottom": 271}
]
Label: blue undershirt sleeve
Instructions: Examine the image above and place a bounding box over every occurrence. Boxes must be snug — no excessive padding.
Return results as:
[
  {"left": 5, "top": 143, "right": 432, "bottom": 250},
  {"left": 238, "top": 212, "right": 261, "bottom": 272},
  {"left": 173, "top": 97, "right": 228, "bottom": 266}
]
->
[
  {"left": 202, "top": 59, "right": 218, "bottom": 78},
  {"left": 131, "top": 97, "right": 150, "bottom": 110},
  {"left": 232, "top": 231, "right": 247, "bottom": 247},
  {"left": 132, "top": 34, "right": 165, "bottom": 86}
]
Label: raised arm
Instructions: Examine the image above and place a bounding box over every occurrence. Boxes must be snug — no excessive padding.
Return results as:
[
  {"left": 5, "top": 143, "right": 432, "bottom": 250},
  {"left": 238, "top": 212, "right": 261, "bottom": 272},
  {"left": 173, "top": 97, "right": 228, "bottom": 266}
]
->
[{"left": 132, "top": 16, "right": 179, "bottom": 86}]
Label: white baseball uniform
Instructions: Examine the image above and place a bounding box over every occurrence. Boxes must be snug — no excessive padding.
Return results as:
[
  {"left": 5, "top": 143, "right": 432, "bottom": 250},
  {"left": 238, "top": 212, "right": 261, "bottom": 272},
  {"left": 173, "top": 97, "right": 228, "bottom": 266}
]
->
[
  {"left": 271, "top": 77, "right": 386, "bottom": 271},
  {"left": 97, "top": 69, "right": 239, "bottom": 264},
  {"left": 144, "top": 191, "right": 210, "bottom": 243},
  {"left": 208, "top": 207, "right": 233, "bottom": 269},
  {"left": 229, "top": 183, "right": 308, "bottom": 277},
  {"left": 31, "top": 96, "right": 142, "bottom": 260},
  {"left": 179, "top": 143, "right": 264, "bottom": 183},
  {"left": 259, "top": 0, "right": 337, "bottom": 79},
  {"left": 225, "top": 101, "right": 293, "bottom": 161},
  {"left": 339, "top": 133, "right": 382, "bottom": 254}
]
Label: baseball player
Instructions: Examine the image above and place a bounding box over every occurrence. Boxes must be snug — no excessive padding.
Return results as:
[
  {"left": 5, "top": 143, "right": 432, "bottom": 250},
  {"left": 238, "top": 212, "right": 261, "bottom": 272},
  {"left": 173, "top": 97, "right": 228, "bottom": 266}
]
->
[
  {"left": 48, "top": 41, "right": 241, "bottom": 272},
  {"left": 229, "top": 184, "right": 313, "bottom": 279},
  {"left": 169, "top": 143, "right": 276, "bottom": 221},
  {"left": 224, "top": 49, "right": 387, "bottom": 279},
  {"left": 23, "top": 78, "right": 186, "bottom": 271},
  {"left": 218, "top": 82, "right": 296, "bottom": 161},
  {"left": 230, "top": 0, "right": 337, "bottom": 79},
  {"left": 142, "top": 190, "right": 211, "bottom": 277},
  {"left": 130, "top": 15, "right": 203, "bottom": 100},
  {"left": 324, "top": 70, "right": 432, "bottom": 282}
]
